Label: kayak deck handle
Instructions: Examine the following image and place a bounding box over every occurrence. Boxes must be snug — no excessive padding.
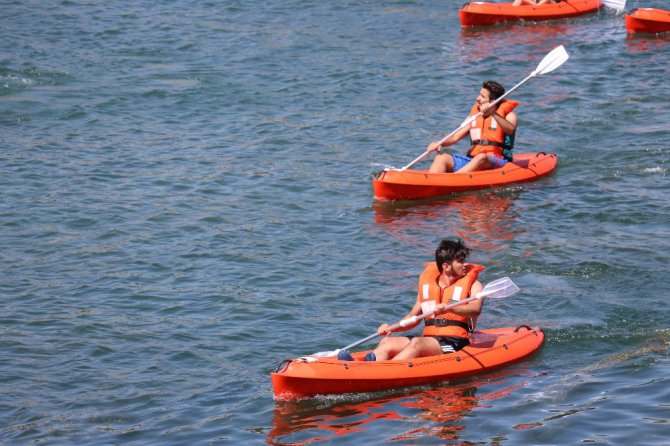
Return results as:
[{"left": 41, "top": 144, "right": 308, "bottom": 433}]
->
[
  {"left": 514, "top": 325, "right": 533, "bottom": 332},
  {"left": 275, "top": 359, "right": 292, "bottom": 373}
]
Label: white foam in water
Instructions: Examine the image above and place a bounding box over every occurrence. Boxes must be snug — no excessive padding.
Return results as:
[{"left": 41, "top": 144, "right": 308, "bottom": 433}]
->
[
  {"left": 370, "top": 162, "right": 397, "bottom": 171},
  {"left": 643, "top": 167, "right": 666, "bottom": 175}
]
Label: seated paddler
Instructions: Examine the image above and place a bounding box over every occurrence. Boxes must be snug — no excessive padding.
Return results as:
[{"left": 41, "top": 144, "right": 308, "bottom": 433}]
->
[
  {"left": 338, "top": 238, "right": 485, "bottom": 361},
  {"left": 428, "top": 80, "right": 518, "bottom": 174}
]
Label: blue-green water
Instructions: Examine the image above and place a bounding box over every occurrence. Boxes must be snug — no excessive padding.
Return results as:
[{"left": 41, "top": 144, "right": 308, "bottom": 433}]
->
[{"left": 2, "top": 1, "right": 669, "bottom": 444}]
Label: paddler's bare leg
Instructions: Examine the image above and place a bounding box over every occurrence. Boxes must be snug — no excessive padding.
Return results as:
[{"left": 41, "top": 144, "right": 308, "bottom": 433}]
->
[
  {"left": 390, "top": 337, "right": 443, "bottom": 360},
  {"left": 429, "top": 153, "right": 455, "bottom": 173},
  {"left": 371, "top": 337, "right": 411, "bottom": 360},
  {"left": 372, "top": 336, "right": 443, "bottom": 360}
]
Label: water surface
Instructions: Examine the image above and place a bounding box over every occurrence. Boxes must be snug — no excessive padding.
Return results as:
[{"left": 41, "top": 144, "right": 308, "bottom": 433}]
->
[{"left": 1, "top": 0, "right": 669, "bottom": 444}]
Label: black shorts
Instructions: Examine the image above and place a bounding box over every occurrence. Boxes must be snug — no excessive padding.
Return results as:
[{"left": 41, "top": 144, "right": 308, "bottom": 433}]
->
[{"left": 408, "top": 336, "right": 470, "bottom": 354}]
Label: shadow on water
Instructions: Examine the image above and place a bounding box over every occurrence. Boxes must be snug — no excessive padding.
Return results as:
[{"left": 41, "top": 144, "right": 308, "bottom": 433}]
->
[{"left": 266, "top": 369, "right": 534, "bottom": 445}]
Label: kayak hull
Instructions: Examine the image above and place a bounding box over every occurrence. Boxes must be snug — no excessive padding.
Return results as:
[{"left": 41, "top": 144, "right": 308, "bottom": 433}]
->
[
  {"left": 373, "top": 152, "right": 558, "bottom": 201},
  {"left": 459, "top": 0, "right": 602, "bottom": 27},
  {"left": 272, "top": 326, "right": 544, "bottom": 400},
  {"left": 625, "top": 8, "right": 670, "bottom": 34}
]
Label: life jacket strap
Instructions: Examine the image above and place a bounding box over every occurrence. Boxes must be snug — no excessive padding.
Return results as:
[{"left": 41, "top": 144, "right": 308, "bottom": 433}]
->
[
  {"left": 470, "top": 139, "right": 504, "bottom": 148},
  {"left": 424, "top": 319, "right": 471, "bottom": 332},
  {"left": 468, "top": 139, "right": 514, "bottom": 162}
]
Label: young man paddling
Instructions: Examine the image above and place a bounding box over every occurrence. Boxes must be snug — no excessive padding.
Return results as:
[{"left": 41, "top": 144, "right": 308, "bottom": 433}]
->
[
  {"left": 338, "top": 239, "right": 484, "bottom": 361},
  {"left": 428, "top": 80, "right": 518, "bottom": 174}
]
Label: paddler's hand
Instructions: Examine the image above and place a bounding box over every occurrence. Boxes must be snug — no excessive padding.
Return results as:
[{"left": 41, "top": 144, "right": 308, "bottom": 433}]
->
[
  {"left": 428, "top": 141, "right": 442, "bottom": 153},
  {"left": 377, "top": 323, "right": 392, "bottom": 335},
  {"left": 479, "top": 102, "right": 495, "bottom": 118}
]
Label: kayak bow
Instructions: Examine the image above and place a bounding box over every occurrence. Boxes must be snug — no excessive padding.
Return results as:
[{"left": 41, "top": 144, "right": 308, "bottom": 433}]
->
[{"left": 625, "top": 8, "right": 670, "bottom": 35}]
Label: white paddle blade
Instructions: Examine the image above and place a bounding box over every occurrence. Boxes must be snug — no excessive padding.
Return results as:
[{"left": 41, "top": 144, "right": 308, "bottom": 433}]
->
[
  {"left": 476, "top": 277, "right": 519, "bottom": 299},
  {"left": 534, "top": 45, "right": 569, "bottom": 76},
  {"left": 601, "top": 0, "right": 626, "bottom": 13}
]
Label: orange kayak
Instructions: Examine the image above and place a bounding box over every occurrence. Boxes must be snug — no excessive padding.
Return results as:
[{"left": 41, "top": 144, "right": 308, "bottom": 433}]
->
[
  {"left": 625, "top": 8, "right": 670, "bottom": 34},
  {"left": 459, "top": 0, "right": 603, "bottom": 27},
  {"left": 373, "top": 152, "right": 558, "bottom": 201},
  {"left": 271, "top": 326, "right": 544, "bottom": 400}
]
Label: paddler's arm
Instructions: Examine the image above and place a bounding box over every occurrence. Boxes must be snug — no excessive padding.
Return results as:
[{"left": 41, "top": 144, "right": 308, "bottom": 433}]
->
[
  {"left": 376, "top": 300, "right": 423, "bottom": 335},
  {"left": 428, "top": 124, "right": 471, "bottom": 152},
  {"left": 482, "top": 103, "right": 517, "bottom": 135}
]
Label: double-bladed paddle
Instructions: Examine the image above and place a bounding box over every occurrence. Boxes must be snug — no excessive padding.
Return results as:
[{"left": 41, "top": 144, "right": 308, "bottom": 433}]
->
[
  {"left": 303, "top": 277, "right": 520, "bottom": 360},
  {"left": 393, "top": 45, "right": 570, "bottom": 172}
]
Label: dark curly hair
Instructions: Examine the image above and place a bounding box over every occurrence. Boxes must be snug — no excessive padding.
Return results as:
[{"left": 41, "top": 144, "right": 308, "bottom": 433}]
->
[
  {"left": 482, "top": 80, "right": 505, "bottom": 101},
  {"left": 435, "top": 239, "right": 471, "bottom": 273}
]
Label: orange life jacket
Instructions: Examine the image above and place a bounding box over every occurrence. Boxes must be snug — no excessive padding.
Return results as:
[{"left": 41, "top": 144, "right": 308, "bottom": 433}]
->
[
  {"left": 418, "top": 262, "right": 485, "bottom": 338},
  {"left": 467, "top": 100, "right": 519, "bottom": 161}
]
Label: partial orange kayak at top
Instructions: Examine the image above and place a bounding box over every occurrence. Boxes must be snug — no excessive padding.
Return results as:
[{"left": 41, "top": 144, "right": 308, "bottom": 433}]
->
[
  {"left": 459, "top": 0, "right": 603, "bottom": 27},
  {"left": 625, "top": 8, "right": 670, "bottom": 35}
]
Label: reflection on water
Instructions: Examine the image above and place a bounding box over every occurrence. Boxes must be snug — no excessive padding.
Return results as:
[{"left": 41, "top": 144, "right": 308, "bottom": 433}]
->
[
  {"left": 456, "top": 21, "right": 582, "bottom": 65},
  {"left": 268, "top": 396, "right": 403, "bottom": 445},
  {"left": 267, "top": 370, "right": 531, "bottom": 445},
  {"left": 624, "top": 32, "right": 670, "bottom": 54},
  {"left": 372, "top": 189, "right": 525, "bottom": 254}
]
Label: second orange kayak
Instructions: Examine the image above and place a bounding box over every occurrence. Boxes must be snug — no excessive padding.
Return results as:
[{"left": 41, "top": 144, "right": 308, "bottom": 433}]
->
[
  {"left": 272, "top": 326, "right": 545, "bottom": 400},
  {"left": 373, "top": 152, "right": 558, "bottom": 201},
  {"left": 625, "top": 8, "right": 670, "bottom": 34},
  {"left": 459, "top": 0, "right": 603, "bottom": 27}
]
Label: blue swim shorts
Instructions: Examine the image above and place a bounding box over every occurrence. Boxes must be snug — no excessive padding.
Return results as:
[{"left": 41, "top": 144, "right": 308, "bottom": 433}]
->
[
  {"left": 452, "top": 154, "right": 508, "bottom": 172},
  {"left": 452, "top": 154, "right": 472, "bottom": 172}
]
